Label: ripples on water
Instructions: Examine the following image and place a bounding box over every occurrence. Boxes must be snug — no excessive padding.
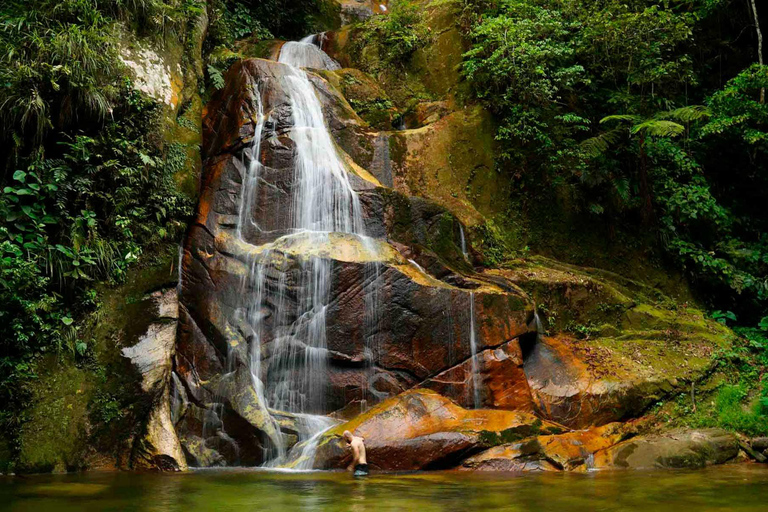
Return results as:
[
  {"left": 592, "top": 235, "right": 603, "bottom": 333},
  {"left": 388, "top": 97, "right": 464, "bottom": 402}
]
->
[{"left": 2, "top": 466, "right": 768, "bottom": 512}]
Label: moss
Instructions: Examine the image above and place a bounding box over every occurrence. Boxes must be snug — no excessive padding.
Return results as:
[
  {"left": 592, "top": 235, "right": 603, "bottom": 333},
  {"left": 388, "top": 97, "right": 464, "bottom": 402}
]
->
[
  {"left": 327, "top": 0, "right": 466, "bottom": 108},
  {"left": 386, "top": 107, "right": 502, "bottom": 227},
  {"left": 17, "top": 360, "right": 92, "bottom": 473}
]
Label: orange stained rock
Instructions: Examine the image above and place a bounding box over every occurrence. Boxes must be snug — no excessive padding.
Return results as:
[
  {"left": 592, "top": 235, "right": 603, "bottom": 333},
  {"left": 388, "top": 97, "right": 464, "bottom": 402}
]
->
[{"left": 331, "top": 389, "right": 563, "bottom": 443}]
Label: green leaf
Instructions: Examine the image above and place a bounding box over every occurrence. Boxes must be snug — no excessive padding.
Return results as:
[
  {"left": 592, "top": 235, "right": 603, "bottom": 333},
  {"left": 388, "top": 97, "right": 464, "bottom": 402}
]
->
[
  {"left": 759, "top": 317, "right": 768, "bottom": 332},
  {"left": 62, "top": 316, "right": 74, "bottom": 326},
  {"left": 631, "top": 120, "right": 685, "bottom": 138},
  {"left": 13, "top": 171, "right": 26, "bottom": 182}
]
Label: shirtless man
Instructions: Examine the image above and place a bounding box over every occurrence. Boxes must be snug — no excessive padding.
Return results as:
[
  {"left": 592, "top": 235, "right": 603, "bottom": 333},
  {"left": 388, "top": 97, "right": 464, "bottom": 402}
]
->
[{"left": 343, "top": 430, "right": 368, "bottom": 476}]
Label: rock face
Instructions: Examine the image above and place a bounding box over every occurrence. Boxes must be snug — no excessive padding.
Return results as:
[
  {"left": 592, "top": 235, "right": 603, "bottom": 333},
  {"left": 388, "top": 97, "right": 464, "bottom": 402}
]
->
[
  {"left": 592, "top": 429, "right": 739, "bottom": 469},
  {"left": 459, "top": 427, "right": 739, "bottom": 472},
  {"left": 175, "top": 57, "right": 532, "bottom": 465},
  {"left": 422, "top": 338, "right": 533, "bottom": 412},
  {"left": 304, "top": 389, "right": 563, "bottom": 470},
  {"left": 121, "top": 288, "right": 187, "bottom": 471},
  {"left": 171, "top": 8, "right": 735, "bottom": 470},
  {"left": 493, "top": 258, "right": 732, "bottom": 429}
]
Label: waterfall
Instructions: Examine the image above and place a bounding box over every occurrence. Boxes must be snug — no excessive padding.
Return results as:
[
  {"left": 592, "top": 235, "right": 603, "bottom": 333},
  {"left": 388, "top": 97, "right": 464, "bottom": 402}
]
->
[
  {"left": 468, "top": 292, "right": 482, "bottom": 409},
  {"left": 278, "top": 36, "right": 341, "bottom": 71},
  {"left": 230, "top": 35, "right": 372, "bottom": 468},
  {"left": 459, "top": 225, "right": 468, "bottom": 261}
]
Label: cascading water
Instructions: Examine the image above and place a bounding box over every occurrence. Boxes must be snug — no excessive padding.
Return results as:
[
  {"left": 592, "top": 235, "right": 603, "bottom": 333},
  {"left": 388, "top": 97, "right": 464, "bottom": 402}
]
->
[
  {"left": 459, "top": 225, "right": 468, "bottom": 261},
  {"left": 279, "top": 35, "right": 341, "bottom": 71},
  {"left": 468, "top": 293, "right": 482, "bottom": 409},
  {"left": 231, "top": 34, "right": 369, "bottom": 468}
]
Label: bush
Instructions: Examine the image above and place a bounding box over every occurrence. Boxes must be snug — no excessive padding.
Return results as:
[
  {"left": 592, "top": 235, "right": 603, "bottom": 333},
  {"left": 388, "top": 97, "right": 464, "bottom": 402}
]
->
[{"left": 353, "top": 0, "right": 431, "bottom": 67}]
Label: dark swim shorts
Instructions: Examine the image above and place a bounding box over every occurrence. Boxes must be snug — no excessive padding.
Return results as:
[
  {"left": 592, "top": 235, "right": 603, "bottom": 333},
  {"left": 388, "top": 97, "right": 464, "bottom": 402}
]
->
[{"left": 353, "top": 464, "right": 369, "bottom": 476}]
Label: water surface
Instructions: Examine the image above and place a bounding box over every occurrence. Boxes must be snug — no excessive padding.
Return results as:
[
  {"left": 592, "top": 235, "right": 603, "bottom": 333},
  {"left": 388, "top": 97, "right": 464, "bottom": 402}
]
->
[{"left": 2, "top": 465, "right": 768, "bottom": 511}]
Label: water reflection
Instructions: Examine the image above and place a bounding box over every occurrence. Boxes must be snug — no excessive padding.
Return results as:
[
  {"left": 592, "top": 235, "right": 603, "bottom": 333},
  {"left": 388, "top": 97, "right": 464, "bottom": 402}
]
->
[{"left": 2, "top": 466, "right": 768, "bottom": 512}]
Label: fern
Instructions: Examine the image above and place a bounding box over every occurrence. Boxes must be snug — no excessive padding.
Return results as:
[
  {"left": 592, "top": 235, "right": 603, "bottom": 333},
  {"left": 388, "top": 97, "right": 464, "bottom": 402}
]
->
[
  {"left": 631, "top": 119, "right": 685, "bottom": 138},
  {"left": 207, "top": 64, "right": 226, "bottom": 90}
]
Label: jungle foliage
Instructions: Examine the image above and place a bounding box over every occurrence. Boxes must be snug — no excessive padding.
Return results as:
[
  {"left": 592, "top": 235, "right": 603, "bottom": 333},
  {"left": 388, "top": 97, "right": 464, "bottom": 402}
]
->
[
  {"left": 0, "top": 0, "right": 204, "bottom": 433},
  {"left": 461, "top": 0, "right": 768, "bottom": 322},
  {"left": 461, "top": 0, "right": 768, "bottom": 434},
  {"left": 352, "top": 0, "right": 431, "bottom": 66}
]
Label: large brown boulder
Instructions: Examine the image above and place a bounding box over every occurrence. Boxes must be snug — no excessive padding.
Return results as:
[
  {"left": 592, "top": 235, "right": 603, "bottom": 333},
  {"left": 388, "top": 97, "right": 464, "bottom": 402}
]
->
[
  {"left": 592, "top": 429, "right": 739, "bottom": 469},
  {"left": 303, "top": 389, "right": 563, "bottom": 470},
  {"left": 489, "top": 258, "right": 733, "bottom": 428},
  {"left": 422, "top": 338, "right": 534, "bottom": 412}
]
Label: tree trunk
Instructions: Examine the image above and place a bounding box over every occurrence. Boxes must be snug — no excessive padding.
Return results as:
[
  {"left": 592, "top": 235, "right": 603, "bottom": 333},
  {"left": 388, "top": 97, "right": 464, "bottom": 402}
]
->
[{"left": 750, "top": 0, "right": 765, "bottom": 103}]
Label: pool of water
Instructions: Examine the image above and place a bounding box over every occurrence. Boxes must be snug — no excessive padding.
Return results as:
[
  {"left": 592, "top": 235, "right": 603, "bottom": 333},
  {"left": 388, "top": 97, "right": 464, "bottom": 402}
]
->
[{"left": 2, "top": 465, "right": 768, "bottom": 511}]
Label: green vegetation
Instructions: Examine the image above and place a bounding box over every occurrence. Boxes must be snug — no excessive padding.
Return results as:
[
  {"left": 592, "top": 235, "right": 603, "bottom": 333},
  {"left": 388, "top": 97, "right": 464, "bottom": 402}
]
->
[
  {"left": 460, "top": 0, "right": 768, "bottom": 435},
  {"left": 667, "top": 323, "right": 768, "bottom": 436},
  {"left": 350, "top": 0, "right": 431, "bottom": 67},
  {"left": 0, "top": 0, "right": 200, "bottom": 442},
  {"left": 461, "top": 0, "right": 767, "bottom": 321},
  {"left": 0, "top": 0, "right": 335, "bottom": 468}
]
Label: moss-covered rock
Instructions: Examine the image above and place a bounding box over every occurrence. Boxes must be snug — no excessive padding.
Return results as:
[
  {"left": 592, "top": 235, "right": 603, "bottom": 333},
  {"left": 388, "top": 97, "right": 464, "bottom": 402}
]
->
[{"left": 325, "top": 0, "right": 469, "bottom": 108}]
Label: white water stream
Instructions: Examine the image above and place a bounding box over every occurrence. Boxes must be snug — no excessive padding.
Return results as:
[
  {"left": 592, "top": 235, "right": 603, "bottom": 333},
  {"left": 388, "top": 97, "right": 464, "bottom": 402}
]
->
[
  {"left": 229, "top": 34, "right": 367, "bottom": 468},
  {"left": 468, "top": 292, "right": 482, "bottom": 410}
]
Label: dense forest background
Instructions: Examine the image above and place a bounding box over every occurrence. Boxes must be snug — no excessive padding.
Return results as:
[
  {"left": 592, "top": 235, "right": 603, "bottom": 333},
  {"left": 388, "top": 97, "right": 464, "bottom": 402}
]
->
[{"left": 1, "top": 0, "right": 767, "bottom": 469}]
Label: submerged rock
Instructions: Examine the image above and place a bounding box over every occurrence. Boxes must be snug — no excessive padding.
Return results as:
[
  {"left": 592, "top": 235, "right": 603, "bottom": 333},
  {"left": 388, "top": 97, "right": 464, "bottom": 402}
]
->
[{"left": 302, "top": 389, "right": 563, "bottom": 470}]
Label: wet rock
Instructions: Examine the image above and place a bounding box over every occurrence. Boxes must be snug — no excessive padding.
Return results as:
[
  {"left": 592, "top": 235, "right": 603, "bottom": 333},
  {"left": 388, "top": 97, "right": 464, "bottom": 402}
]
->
[
  {"left": 422, "top": 339, "right": 534, "bottom": 412},
  {"left": 305, "top": 389, "right": 563, "bottom": 470},
  {"left": 522, "top": 326, "right": 729, "bottom": 429},
  {"left": 177, "top": 56, "right": 533, "bottom": 463},
  {"left": 592, "top": 429, "right": 739, "bottom": 469},
  {"left": 751, "top": 437, "right": 768, "bottom": 452}
]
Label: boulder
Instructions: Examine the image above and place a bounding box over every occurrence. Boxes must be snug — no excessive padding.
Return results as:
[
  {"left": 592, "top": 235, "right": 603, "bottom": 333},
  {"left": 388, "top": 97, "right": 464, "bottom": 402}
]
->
[
  {"left": 490, "top": 258, "right": 732, "bottom": 428},
  {"left": 460, "top": 423, "right": 625, "bottom": 472},
  {"left": 303, "top": 389, "right": 563, "bottom": 470},
  {"left": 592, "top": 429, "right": 739, "bottom": 469},
  {"left": 422, "top": 339, "right": 534, "bottom": 412}
]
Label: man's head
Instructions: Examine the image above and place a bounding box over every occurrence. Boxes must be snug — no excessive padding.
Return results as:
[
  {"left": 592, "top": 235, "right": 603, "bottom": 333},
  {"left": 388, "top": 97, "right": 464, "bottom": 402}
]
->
[{"left": 343, "top": 430, "right": 353, "bottom": 444}]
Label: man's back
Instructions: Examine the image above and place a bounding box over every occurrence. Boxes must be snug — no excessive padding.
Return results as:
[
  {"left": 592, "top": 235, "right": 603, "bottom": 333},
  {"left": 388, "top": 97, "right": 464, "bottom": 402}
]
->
[
  {"left": 351, "top": 437, "right": 367, "bottom": 465},
  {"left": 343, "top": 430, "right": 369, "bottom": 476}
]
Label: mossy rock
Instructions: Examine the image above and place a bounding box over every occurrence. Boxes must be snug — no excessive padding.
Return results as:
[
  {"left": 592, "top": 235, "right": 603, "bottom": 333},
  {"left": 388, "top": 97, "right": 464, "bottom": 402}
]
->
[
  {"left": 16, "top": 360, "right": 92, "bottom": 473},
  {"left": 325, "top": 0, "right": 469, "bottom": 109},
  {"left": 13, "top": 245, "right": 181, "bottom": 473}
]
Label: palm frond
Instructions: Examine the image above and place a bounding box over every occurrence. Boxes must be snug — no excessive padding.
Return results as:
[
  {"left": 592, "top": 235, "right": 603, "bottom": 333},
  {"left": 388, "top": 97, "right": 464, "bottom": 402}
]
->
[
  {"left": 657, "top": 105, "right": 711, "bottom": 123},
  {"left": 580, "top": 127, "right": 625, "bottom": 157},
  {"left": 599, "top": 114, "right": 641, "bottom": 125},
  {"left": 631, "top": 120, "right": 685, "bottom": 138}
]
